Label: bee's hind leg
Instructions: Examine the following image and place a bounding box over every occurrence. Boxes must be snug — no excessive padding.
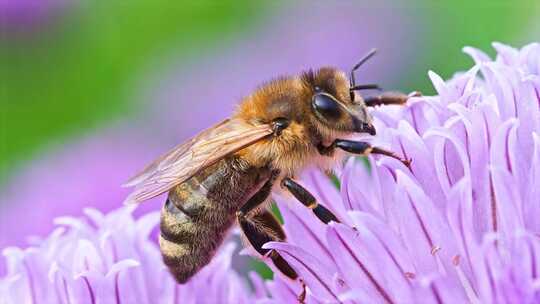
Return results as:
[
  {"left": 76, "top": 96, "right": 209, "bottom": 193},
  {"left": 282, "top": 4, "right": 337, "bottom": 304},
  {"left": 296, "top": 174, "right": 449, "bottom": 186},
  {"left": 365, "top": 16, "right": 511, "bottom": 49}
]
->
[
  {"left": 281, "top": 177, "right": 340, "bottom": 224},
  {"left": 238, "top": 210, "right": 299, "bottom": 280},
  {"left": 236, "top": 170, "right": 299, "bottom": 280},
  {"left": 239, "top": 210, "right": 307, "bottom": 303}
]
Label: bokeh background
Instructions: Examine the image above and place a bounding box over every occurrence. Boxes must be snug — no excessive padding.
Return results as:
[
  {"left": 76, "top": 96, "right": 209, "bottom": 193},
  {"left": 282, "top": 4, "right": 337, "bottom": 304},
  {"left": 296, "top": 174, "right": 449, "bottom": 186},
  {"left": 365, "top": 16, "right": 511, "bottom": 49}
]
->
[{"left": 1, "top": 0, "right": 539, "bottom": 276}]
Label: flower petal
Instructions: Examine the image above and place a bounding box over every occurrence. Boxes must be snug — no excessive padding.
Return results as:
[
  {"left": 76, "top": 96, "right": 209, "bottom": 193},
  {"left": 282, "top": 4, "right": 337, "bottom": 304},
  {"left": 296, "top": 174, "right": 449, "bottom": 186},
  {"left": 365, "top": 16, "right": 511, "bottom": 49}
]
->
[
  {"left": 263, "top": 241, "right": 340, "bottom": 302},
  {"left": 328, "top": 221, "right": 414, "bottom": 303},
  {"left": 463, "top": 46, "right": 491, "bottom": 64},
  {"left": 276, "top": 195, "right": 335, "bottom": 269}
]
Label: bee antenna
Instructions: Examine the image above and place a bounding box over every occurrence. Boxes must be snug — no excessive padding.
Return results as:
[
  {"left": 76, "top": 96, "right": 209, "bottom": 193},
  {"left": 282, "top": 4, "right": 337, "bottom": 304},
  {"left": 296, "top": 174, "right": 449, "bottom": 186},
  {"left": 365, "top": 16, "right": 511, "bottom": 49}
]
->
[{"left": 349, "top": 48, "right": 377, "bottom": 100}]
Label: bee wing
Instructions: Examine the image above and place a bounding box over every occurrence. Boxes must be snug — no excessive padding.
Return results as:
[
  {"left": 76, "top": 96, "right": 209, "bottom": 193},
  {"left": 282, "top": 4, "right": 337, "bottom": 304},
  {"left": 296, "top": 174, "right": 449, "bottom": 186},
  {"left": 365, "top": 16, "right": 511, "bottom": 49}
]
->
[
  {"left": 123, "top": 119, "right": 232, "bottom": 187},
  {"left": 123, "top": 119, "right": 273, "bottom": 205}
]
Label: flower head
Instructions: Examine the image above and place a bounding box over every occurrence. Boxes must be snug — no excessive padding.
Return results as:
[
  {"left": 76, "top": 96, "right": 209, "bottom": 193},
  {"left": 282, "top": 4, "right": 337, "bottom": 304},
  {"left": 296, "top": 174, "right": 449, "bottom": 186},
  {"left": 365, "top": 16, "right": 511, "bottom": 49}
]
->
[
  {"left": 0, "top": 207, "right": 256, "bottom": 303},
  {"left": 265, "top": 42, "right": 540, "bottom": 303}
]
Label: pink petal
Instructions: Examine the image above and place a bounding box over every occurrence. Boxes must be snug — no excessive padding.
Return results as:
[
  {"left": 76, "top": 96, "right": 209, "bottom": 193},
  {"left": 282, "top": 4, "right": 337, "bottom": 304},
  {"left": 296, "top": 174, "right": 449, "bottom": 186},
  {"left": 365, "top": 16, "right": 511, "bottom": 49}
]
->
[
  {"left": 493, "top": 42, "right": 520, "bottom": 66},
  {"left": 265, "top": 276, "right": 303, "bottom": 304},
  {"left": 395, "top": 120, "right": 446, "bottom": 210},
  {"left": 445, "top": 178, "right": 482, "bottom": 286},
  {"left": 524, "top": 133, "right": 540, "bottom": 232},
  {"left": 424, "top": 127, "right": 470, "bottom": 197},
  {"left": 480, "top": 63, "right": 519, "bottom": 121},
  {"left": 489, "top": 167, "right": 524, "bottom": 236},
  {"left": 263, "top": 242, "right": 340, "bottom": 302},
  {"left": 428, "top": 70, "right": 449, "bottom": 99},
  {"left": 326, "top": 223, "right": 401, "bottom": 303},
  {"left": 276, "top": 197, "right": 335, "bottom": 270},
  {"left": 394, "top": 171, "right": 461, "bottom": 280},
  {"left": 341, "top": 158, "right": 381, "bottom": 216},
  {"left": 463, "top": 46, "right": 491, "bottom": 64}
]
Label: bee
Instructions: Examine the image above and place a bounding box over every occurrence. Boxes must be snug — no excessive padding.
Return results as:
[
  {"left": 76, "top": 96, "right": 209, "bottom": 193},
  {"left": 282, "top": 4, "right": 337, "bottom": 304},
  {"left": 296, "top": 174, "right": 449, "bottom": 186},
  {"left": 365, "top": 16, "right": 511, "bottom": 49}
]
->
[{"left": 123, "top": 49, "right": 417, "bottom": 292}]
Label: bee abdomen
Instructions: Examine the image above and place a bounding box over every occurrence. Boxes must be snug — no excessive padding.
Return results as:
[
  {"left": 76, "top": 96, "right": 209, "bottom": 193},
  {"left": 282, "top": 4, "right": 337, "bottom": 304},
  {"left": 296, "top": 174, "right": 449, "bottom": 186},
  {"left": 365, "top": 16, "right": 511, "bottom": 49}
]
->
[
  {"left": 160, "top": 198, "right": 197, "bottom": 244},
  {"left": 159, "top": 234, "right": 200, "bottom": 283},
  {"left": 159, "top": 159, "right": 269, "bottom": 283},
  {"left": 159, "top": 196, "right": 231, "bottom": 284}
]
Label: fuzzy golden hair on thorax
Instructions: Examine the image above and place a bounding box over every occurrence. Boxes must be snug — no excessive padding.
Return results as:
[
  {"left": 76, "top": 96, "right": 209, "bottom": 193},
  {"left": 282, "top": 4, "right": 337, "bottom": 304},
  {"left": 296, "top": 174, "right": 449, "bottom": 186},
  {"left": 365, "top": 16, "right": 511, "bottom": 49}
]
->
[
  {"left": 233, "top": 76, "right": 314, "bottom": 173},
  {"left": 232, "top": 67, "right": 361, "bottom": 174}
]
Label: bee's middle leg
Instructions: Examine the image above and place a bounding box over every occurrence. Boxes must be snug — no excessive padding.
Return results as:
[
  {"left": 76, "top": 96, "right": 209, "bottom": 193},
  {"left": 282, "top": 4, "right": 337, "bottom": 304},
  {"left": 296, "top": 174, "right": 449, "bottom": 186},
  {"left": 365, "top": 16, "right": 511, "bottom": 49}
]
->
[{"left": 281, "top": 177, "right": 340, "bottom": 224}]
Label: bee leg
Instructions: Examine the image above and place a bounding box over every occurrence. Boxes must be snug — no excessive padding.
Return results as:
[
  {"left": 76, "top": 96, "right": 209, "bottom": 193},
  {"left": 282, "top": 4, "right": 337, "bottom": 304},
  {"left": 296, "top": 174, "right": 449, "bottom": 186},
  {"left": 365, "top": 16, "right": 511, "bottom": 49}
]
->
[
  {"left": 238, "top": 210, "right": 299, "bottom": 280},
  {"left": 333, "top": 139, "right": 412, "bottom": 168},
  {"left": 236, "top": 171, "right": 299, "bottom": 280},
  {"left": 364, "top": 91, "right": 421, "bottom": 107},
  {"left": 281, "top": 177, "right": 340, "bottom": 224},
  {"left": 239, "top": 176, "right": 308, "bottom": 300},
  {"left": 238, "top": 170, "right": 279, "bottom": 215}
]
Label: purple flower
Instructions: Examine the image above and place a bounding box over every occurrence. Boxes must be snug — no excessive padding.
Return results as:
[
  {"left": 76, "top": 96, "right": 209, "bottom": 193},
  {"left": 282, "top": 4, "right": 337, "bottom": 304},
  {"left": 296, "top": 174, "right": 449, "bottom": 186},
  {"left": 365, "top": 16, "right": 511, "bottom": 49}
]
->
[
  {"left": 263, "top": 42, "right": 540, "bottom": 303},
  {"left": 0, "top": 207, "right": 257, "bottom": 303}
]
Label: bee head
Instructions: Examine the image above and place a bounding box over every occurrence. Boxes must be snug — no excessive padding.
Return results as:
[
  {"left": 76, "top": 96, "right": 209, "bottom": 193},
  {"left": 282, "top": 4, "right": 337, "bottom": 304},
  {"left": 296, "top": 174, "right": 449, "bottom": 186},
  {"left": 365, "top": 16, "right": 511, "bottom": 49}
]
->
[{"left": 302, "top": 66, "right": 376, "bottom": 136}]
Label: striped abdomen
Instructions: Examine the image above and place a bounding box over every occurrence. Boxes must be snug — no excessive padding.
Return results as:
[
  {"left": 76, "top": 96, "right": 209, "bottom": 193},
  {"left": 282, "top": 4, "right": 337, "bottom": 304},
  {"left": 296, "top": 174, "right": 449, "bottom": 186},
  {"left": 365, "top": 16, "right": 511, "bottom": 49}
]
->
[{"left": 159, "top": 158, "right": 269, "bottom": 283}]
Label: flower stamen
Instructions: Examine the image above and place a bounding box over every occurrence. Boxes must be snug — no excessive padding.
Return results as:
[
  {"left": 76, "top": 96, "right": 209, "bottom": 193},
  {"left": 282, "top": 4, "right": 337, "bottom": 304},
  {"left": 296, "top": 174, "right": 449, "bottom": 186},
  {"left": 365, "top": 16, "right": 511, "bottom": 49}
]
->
[{"left": 404, "top": 272, "right": 416, "bottom": 279}]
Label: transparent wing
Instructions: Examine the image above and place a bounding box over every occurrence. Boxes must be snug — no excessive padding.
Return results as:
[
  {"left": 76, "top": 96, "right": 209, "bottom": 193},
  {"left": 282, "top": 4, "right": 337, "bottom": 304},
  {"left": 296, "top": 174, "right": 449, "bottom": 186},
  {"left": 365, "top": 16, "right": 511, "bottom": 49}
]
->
[
  {"left": 123, "top": 119, "right": 231, "bottom": 187},
  {"left": 123, "top": 119, "right": 273, "bottom": 205}
]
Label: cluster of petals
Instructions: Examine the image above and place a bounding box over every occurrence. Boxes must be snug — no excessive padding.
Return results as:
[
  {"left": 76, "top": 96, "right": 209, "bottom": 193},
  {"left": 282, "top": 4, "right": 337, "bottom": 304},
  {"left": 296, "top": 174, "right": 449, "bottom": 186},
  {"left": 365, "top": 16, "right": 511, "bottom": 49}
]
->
[
  {"left": 0, "top": 207, "right": 259, "bottom": 303},
  {"left": 267, "top": 42, "right": 540, "bottom": 303}
]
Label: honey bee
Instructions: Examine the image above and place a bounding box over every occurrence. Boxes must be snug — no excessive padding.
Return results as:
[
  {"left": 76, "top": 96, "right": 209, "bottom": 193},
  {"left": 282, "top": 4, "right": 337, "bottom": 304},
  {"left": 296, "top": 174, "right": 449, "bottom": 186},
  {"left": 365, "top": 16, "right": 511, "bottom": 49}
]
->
[{"left": 123, "top": 49, "right": 417, "bottom": 293}]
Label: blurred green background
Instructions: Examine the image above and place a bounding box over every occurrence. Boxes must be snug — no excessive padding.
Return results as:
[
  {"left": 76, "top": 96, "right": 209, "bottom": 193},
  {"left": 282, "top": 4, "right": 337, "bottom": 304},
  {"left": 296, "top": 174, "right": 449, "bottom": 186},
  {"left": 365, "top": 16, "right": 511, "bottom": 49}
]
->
[
  {"left": 0, "top": 1, "right": 266, "bottom": 177},
  {"left": 1, "top": 0, "right": 539, "bottom": 176},
  {"left": 1, "top": 0, "right": 539, "bottom": 277}
]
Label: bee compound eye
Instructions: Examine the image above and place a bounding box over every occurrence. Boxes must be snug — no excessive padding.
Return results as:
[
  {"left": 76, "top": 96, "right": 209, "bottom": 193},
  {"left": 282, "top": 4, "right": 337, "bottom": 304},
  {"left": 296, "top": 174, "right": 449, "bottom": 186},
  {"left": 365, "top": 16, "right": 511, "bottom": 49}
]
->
[{"left": 312, "top": 93, "right": 341, "bottom": 120}]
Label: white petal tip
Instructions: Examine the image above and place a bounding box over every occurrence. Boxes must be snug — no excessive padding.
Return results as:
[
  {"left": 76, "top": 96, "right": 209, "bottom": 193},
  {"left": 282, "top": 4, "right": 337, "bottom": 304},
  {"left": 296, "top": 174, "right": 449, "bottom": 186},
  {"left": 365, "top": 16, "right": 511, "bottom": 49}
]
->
[
  {"left": 122, "top": 194, "right": 141, "bottom": 205},
  {"left": 121, "top": 181, "right": 136, "bottom": 188}
]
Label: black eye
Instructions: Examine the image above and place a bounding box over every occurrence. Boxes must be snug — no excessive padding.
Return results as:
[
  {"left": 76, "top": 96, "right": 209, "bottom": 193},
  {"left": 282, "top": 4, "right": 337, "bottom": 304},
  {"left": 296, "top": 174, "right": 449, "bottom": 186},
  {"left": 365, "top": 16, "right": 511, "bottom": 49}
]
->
[{"left": 312, "top": 93, "right": 341, "bottom": 120}]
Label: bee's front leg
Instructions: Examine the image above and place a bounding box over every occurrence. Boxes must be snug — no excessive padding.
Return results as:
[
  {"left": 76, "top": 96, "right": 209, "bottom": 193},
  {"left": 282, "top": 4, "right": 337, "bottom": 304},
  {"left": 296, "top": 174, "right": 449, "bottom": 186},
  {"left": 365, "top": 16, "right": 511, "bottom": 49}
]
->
[
  {"left": 281, "top": 177, "right": 340, "bottom": 224},
  {"left": 332, "top": 139, "right": 411, "bottom": 168}
]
